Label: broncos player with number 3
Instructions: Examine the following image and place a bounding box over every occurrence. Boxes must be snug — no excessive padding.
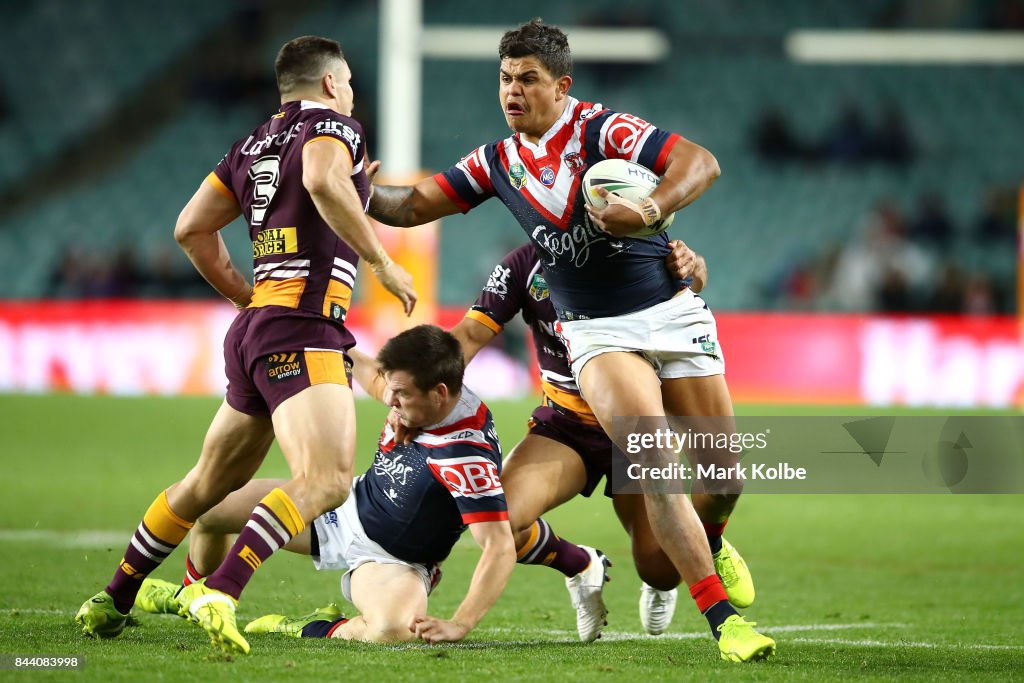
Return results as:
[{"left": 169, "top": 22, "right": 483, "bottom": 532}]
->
[
  {"left": 368, "top": 19, "right": 774, "bottom": 663},
  {"left": 75, "top": 36, "right": 416, "bottom": 655}
]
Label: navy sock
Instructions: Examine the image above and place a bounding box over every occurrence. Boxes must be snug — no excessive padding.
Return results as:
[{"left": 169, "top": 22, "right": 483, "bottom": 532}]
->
[
  {"left": 708, "top": 535, "right": 723, "bottom": 555},
  {"left": 300, "top": 618, "right": 347, "bottom": 638},
  {"left": 703, "top": 600, "right": 738, "bottom": 640}
]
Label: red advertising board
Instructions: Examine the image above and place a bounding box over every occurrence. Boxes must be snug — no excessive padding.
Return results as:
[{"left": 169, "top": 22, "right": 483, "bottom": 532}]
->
[{"left": 0, "top": 301, "right": 1020, "bottom": 407}]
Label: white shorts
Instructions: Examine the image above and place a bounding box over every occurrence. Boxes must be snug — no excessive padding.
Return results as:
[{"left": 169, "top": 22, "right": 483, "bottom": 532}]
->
[
  {"left": 311, "top": 477, "right": 437, "bottom": 602},
  {"left": 558, "top": 289, "right": 725, "bottom": 382}
]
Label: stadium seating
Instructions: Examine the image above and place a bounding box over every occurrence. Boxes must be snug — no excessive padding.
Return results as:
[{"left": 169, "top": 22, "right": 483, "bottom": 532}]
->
[
  {"left": 0, "top": 0, "right": 233, "bottom": 184},
  {"left": 0, "top": 1, "right": 1017, "bottom": 311}
]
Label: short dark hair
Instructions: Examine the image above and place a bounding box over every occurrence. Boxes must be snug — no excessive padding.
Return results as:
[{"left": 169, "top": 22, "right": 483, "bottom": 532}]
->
[
  {"left": 498, "top": 18, "right": 572, "bottom": 78},
  {"left": 274, "top": 36, "right": 346, "bottom": 95},
  {"left": 377, "top": 325, "right": 465, "bottom": 395}
]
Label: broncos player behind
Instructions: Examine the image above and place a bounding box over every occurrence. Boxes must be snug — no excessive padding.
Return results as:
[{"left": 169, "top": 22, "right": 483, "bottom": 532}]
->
[
  {"left": 137, "top": 325, "right": 516, "bottom": 644},
  {"left": 448, "top": 239, "right": 754, "bottom": 641},
  {"left": 366, "top": 19, "right": 773, "bottom": 663},
  {"left": 75, "top": 35, "right": 416, "bottom": 655}
]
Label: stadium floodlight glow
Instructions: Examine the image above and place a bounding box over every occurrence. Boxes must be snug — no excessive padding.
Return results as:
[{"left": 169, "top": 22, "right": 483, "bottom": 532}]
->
[
  {"left": 785, "top": 31, "right": 1024, "bottom": 64},
  {"left": 421, "top": 26, "right": 670, "bottom": 62}
]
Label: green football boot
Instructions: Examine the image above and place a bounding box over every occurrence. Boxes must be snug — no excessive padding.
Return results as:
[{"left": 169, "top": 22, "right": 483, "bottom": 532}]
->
[
  {"left": 135, "top": 578, "right": 181, "bottom": 615},
  {"left": 714, "top": 538, "right": 755, "bottom": 608},
  {"left": 245, "top": 604, "right": 345, "bottom": 637},
  {"left": 75, "top": 591, "right": 129, "bottom": 639},
  {"left": 177, "top": 580, "right": 250, "bottom": 655},
  {"left": 717, "top": 615, "right": 775, "bottom": 663}
]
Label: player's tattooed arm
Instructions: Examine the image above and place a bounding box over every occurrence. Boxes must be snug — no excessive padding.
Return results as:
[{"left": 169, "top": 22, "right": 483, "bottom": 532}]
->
[
  {"left": 369, "top": 185, "right": 419, "bottom": 225},
  {"left": 369, "top": 177, "right": 463, "bottom": 227}
]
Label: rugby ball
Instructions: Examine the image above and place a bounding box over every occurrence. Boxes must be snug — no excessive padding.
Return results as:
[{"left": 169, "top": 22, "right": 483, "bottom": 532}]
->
[{"left": 582, "top": 158, "right": 675, "bottom": 237}]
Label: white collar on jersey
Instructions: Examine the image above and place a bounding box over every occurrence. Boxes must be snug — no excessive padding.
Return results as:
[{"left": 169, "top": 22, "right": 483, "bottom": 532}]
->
[
  {"left": 423, "top": 387, "right": 483, "bottom": 431},
  {"left": 516, "top": 96, "right": 579, "bottom": 158},
  {"left": 299, "top": 100, "right": 331, "bottom": 110}
]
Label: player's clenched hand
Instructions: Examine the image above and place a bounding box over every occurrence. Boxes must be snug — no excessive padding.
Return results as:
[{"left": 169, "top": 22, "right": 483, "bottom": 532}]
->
[
  {"left": 410, "top": 616, "right": 470, "bottom": 644},
  {"left": 387, "top": 407, "right": 420, "bottom": 445},
  {"left": 585, "top": 187, "right": 646, "bottom": 237},
  {"left": 371, "top": 259, "right": 417, "bottom": 316},
  {"left": 665, "top": 240, "right": 696, "bottom": 280}
]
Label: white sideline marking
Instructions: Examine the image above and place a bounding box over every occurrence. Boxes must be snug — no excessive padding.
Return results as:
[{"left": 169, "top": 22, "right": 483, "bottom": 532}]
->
[
  {"left": 0, "top": 529, "right": 128, "bottom": 548},
  {"left": 792, "top": 637, "right": 1024, "bottom": 651},
  {"left": 485, "top": 622, "right": 904, "bottom": 642}
]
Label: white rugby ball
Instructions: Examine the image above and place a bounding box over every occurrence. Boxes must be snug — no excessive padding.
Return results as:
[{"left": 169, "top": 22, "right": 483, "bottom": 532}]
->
[{"left": 582, "top": 158, "right": 675, "bottom": 237}]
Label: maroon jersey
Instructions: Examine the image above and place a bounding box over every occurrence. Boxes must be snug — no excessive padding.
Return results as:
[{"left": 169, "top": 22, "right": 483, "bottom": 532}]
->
[
  {"left": 208, "top": 100, "right": 369, "bottom": 322},
  {"left": 466, "top": 244, "right": 598, "bottom": 424}
]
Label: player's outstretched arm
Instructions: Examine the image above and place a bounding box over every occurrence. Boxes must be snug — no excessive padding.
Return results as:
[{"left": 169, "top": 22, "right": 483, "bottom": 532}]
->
[
  {"left": 411, "top": 520, "right": 516, "bottom": 643},
  {"left": 303, "top": 140, "right": 417, "bottom": 315},
  {"left": 174, "top": 181, "right": 250, "bottom": 308},
  {"left": 369, "top": 176, "right": 462, "bottom": 227},
  {"left": 450, "top": 317, "right": 499, "bottom": 365}
]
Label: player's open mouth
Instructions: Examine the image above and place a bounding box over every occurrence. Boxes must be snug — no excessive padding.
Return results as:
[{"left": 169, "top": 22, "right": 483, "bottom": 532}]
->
[{"left": 506, "top": 102, "right": 525, "bottom": 115}]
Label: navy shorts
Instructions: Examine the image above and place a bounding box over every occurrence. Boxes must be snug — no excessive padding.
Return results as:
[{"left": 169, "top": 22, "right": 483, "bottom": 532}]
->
[
  {"left": 527, "top": 403, "right": 615, "bottom": 498},
  {"left": 223, "top": 307, "right": 354, "bottom": 417}
]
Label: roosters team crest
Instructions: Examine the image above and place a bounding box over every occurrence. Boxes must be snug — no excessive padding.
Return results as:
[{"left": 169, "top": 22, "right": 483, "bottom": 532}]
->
[{"left": 563, "top": 152, "right": 585, "bottom": 176}]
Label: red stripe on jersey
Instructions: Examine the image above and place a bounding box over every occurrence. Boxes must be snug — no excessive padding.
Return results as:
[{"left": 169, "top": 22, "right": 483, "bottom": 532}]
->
[
  {"left": 418, "top": 438, "right": 493, "bottom": 451},
  {"left": 496, "top": 143, "right": 581, "bottom": 230},
  {"left": 463, "top": 147, "right": 494, "bottom": 194},
  {"left": 425, "top": 401, "right": 489, "bottom": 436},
  {"left": 432, "top": 173, "right": 472, "bottom": 213},
  {"left": 462, "top": 511, "right": 509, "bottom": 524},
  {"left": 653, "top": 134, "right": 681, "bottom": 175}
]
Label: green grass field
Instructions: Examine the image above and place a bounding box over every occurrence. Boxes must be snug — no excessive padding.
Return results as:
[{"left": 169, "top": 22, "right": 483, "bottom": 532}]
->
[{"left": 1, "top": 395, "right": 1022, "bottom": 681}]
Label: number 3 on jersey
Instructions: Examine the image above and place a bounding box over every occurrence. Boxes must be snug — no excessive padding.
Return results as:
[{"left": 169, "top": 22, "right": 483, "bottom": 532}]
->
[{"left": 248, "top": 156, "right": 281, "bottom": 225}]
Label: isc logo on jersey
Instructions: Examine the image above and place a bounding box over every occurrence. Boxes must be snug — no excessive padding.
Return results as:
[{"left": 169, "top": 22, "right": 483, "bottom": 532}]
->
[{"left": 428, "top": 456, "right": 502, "bottom": 498}]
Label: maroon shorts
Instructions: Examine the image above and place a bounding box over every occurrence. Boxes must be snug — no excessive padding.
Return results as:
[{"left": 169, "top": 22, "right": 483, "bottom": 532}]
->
[
  {"left": 223, "top": 307, "right": 355, "bottom": 417},
  {"left": 527, "top": 403, "right": 615, "bottom": 498}
]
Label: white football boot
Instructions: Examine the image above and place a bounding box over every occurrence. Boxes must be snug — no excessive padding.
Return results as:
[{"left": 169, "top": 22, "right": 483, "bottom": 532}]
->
[
  {"left": 565, "top": 546, "right": 611, "bottom": 642},
  {"left": 638, "top": 582, "right": 678, "bottom": 635}
]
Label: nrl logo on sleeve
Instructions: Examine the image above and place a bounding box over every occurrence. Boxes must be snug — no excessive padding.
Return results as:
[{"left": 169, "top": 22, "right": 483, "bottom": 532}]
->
[
  {"left": 508, "top": 162, "right": 527, "bottom": 190},
  {"left": 266, "top": 352, "right": 303, "bottom": 381},
  {"left": 528, "top": 273, "right": 549, "bottom": 301}
]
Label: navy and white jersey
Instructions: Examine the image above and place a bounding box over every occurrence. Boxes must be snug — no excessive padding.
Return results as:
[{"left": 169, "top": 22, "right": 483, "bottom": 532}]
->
[
  {"left": 465, "top": 243, "right": 598, "bottom": 425},
  {"left": 435, "top": 97, "right": 683, "bottom": 321},
  {"left": 355, "top": 388, "right": 506, "bottom": 564}
]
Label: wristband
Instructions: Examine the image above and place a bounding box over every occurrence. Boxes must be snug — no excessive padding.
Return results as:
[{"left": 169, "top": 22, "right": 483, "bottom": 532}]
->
[{"left": 638, "top": 197, "right": 662, "bottom": 227}]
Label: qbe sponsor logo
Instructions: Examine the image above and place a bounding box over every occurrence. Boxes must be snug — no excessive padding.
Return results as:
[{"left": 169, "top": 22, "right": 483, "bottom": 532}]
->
[{"left": 431, "top": 457, "right": 502, "bottom": 497}]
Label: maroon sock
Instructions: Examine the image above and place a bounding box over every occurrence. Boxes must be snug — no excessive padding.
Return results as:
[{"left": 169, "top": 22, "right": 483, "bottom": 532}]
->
[
  {"left": 204, "top": 488, "right": 304, "bottom": 600},
  {"left": 106, "top": 491, "right": 193, "bottom": 614},
  {"left": 516, "top": 518, "right": 591, "bottom": 577}
]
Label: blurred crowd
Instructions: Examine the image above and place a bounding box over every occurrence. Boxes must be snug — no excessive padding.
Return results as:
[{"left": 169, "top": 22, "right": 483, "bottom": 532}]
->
[
  {"left": 753, "top": 102, "right": 913, "bottom": 167},
  {"left": 767, "top": 185, "right": 1018, "bottom": 314},
  {"left": 48, "top": 246, "right": 216, "bottom": 300}
]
